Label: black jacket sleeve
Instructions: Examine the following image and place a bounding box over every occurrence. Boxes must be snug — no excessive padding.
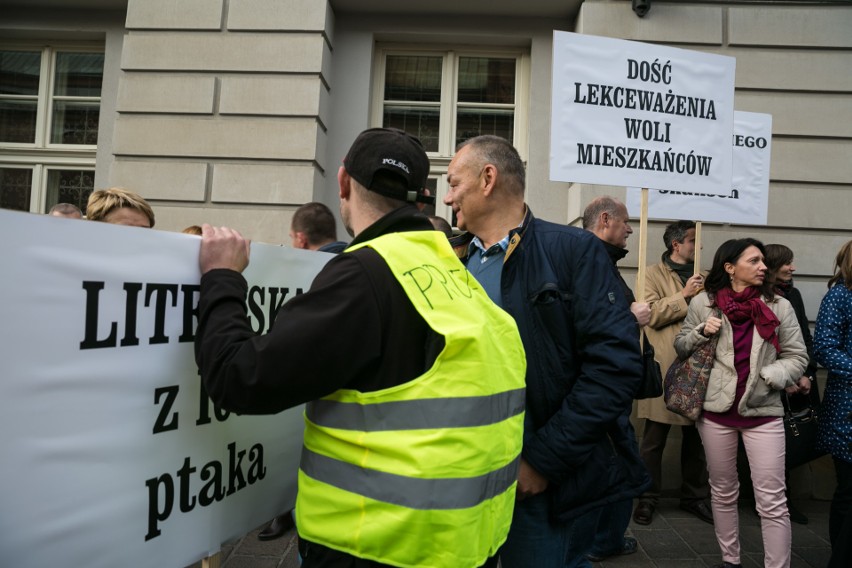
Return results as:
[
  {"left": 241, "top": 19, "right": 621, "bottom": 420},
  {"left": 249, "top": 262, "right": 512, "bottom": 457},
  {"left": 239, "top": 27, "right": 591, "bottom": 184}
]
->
[
  {"left": 786, "top": 286, "right": 818, "bottom": 378},
  {"left": 194, "top": 254, "right": 383, "bottom": 414}
]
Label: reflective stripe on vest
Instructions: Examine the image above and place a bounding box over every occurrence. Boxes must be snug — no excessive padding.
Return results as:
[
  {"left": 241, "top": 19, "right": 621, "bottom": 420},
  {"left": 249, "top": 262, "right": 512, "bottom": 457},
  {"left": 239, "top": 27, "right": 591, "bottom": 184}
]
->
[
  {"left": 301, "top": 446, "right": 521, "bottom": 510},
  {"left": 296, "top": 230, "right": 526, "bottom": 568},
  {"left": 306, "top": 387, "right": 525, "bottom": 431}
]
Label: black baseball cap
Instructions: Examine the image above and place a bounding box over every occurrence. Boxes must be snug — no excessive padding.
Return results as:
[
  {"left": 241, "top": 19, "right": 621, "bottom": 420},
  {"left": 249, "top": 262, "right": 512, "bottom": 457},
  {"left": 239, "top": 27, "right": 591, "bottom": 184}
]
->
[{"left": 343, "top": 128, "right": 434, "bottom": 205}]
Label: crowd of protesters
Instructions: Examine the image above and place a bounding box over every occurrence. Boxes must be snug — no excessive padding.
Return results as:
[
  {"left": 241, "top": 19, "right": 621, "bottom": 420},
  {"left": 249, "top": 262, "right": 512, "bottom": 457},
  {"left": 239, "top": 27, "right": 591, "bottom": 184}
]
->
[{"left": 38, "top": 130, "right": 851, "bottom": 568}]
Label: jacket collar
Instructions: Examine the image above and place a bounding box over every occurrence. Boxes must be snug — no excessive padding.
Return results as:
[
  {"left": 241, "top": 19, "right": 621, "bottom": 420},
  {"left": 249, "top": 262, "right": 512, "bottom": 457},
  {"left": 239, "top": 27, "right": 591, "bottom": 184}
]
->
[
  {"left": 505, "top": 205, "right": 532, "bottom": 263},
  {"left": 349, "top": 205, "right": 433, "bottom": 247},
  {"left": 450, "top": 205, "right": 533, "bottom": 263},
  {"left": 600, "top": 240, "right": 628, "bottom": 265}
]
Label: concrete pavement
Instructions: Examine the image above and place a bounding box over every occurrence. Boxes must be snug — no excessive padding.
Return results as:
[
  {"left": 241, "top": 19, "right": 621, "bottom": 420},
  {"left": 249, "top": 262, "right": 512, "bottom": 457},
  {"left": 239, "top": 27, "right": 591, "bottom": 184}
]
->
[{"left": 190, "top": 497, "right": 833, "bottom": 568}]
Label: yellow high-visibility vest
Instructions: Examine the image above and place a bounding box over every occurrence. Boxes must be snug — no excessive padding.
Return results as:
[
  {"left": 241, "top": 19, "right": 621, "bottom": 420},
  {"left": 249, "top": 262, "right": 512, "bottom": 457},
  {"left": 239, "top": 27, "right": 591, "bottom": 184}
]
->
[{"left": 296, "top": 230, "right": 526, "bottom": 568}]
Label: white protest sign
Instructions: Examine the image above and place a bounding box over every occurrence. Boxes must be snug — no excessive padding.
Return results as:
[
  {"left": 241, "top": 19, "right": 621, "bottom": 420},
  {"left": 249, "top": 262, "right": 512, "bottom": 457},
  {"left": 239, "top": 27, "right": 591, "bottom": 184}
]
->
[
  {"left": 550, "top": 31, "right": 736, "bottom": 194},
  {"left": 0, "top": 209, "right": 330, "bottom": 568},
  {"left": 627, "top": 111, "right": 772, "bottom": 224}
]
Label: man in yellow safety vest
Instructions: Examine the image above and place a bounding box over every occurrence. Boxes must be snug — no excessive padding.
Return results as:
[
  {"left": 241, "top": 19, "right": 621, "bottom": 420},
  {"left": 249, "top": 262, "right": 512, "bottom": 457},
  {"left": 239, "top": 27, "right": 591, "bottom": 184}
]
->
[{"left": 195, "top": 127, "right": 527, "bottom": 568}]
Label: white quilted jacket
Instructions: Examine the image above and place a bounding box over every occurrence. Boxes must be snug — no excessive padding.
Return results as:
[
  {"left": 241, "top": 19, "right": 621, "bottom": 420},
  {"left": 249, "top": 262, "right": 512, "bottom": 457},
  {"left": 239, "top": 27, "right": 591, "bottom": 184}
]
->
[{"left": 674, "top": 291, "right": 808, "bottom": 417}]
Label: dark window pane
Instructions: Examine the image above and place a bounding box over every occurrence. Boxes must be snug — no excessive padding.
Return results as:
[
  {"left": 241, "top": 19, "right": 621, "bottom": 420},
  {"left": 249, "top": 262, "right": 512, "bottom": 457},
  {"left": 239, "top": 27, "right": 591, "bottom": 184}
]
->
[
  {"left": 0, "top": 50, "right": 41, "bottom": 96},
  {"left": 0, "top": 167, "right": 33, "bottom": 211},
  {"left": 0, "top": 100, "right": 38, "bottom": 143},
  {"left": 456, "top": 108, "right": 514, "bottom": 146},
  {"left": 54, "top": 52, "right": 104, "bottom": 97},
  {"left": 46, "top": 169, "right": 95, "bottom": 214},
  {"left": 421, "top": 178, "right": 438, "bottom": 217},
  {"left": 383, "top": 105, "right": 440, "bottom": 153},
  {"left": 384, "top": 55, "right": 442, "bottom": 102},
  {"left": 457, "top": 57, "right": 515, "bottom": 104},
  {"left": 51, "top": 101, "right": 99, "bottom": 145}
]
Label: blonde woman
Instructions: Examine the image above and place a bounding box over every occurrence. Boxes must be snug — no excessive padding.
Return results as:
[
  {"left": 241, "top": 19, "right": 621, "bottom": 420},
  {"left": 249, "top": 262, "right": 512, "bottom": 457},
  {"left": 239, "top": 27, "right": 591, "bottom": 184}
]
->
[{"left": 86, "top": 187, "right": 154, "bottom": 228}]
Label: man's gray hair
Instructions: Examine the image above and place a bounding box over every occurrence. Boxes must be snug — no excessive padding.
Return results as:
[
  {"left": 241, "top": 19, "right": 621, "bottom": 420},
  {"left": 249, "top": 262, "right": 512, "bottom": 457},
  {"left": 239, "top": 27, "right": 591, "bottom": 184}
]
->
[
  {"left": 457, "top": 135, "right": 525, "bottom": 196},
  {"left": 48, "top": 202, "right": 83, "bottom": 216},
  {"left": 582, "top": 196, "right": 622, "bottom": 230}
]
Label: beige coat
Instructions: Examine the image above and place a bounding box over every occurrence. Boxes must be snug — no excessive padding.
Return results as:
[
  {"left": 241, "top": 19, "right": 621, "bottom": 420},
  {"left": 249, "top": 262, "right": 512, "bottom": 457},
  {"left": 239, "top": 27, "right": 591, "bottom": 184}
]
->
[
  {"left": 636, "top": 261, "right": 697, "bottom": 425},
  {"left": 674, "top": 291, "right": 808, "bottom": 417}
]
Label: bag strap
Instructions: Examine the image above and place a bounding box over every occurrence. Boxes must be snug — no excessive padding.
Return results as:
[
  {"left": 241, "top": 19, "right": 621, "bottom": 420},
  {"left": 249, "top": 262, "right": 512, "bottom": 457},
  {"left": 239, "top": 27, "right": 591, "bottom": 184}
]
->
[
  {"left": 781, "top": 391, "right": 793, "bottom": 416},
  {"left": 640, "top": 328, "right": 653, "bottom": 355}
]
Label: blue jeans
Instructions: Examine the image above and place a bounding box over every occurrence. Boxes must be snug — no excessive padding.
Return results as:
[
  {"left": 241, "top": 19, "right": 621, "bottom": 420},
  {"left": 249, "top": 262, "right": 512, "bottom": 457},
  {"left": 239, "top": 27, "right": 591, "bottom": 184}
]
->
[
  {"left": 573, "top": 499, "right": 632, "bottom": 560},
  {"left": 500, "top": 492, "right": 592, "bottom": 568}
]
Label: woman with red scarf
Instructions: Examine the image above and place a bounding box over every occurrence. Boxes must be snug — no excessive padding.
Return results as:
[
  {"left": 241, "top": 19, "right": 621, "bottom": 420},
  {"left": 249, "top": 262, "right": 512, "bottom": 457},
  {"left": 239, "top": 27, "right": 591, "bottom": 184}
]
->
[{"left": 674, "top": 238, "right": 809, "bottom": 568}]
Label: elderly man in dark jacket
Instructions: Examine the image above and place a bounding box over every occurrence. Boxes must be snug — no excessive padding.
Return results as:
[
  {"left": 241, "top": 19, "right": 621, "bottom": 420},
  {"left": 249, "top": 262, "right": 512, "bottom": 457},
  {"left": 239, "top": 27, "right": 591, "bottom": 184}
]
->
[
  {"left": 573, "top": 196, "right": 650, "bottom": 563},
  {"left": 445, "top": 136, "right": 650, "bottom": 568}
]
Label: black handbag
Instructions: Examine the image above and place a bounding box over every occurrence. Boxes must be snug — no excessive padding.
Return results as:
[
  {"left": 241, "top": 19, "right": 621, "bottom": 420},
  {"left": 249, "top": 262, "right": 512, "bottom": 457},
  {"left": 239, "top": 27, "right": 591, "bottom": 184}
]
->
[
  {"left": 635, "top": 333, "right": 663, "bottom": 400},
  {"left": 782, "top": 384, "right": 825, "bottom": 470}
]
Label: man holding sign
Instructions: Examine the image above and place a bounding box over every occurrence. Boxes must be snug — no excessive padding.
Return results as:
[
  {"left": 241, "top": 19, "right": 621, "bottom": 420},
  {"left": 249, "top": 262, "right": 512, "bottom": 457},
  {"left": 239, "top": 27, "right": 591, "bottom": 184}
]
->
[
  {"left": 194, "top": 128, "right": 527, "bottom": 568},
  {"left": 634, "top": 221, "right": 712, "bottom": 526}
]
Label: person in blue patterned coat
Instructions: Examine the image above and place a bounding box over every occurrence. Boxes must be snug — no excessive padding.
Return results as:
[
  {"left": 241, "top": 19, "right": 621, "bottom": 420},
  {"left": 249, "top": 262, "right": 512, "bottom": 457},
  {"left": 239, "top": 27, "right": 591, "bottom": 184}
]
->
[{"left": 814, "top": 239, "right": 852, "bottom": 568}]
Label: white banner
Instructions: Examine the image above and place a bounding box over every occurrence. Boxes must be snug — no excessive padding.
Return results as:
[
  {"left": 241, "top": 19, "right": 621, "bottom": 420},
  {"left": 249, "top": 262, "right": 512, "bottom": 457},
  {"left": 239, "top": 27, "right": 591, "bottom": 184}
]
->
[
  {"left": 627, "top": 111, "right": 772, "bottom": 224},
  {"left": 0, "top": 209, "right": 330, "bottom": 567},
  {"left": 550, "top": 31, "right": 736, "bottom": 194}
]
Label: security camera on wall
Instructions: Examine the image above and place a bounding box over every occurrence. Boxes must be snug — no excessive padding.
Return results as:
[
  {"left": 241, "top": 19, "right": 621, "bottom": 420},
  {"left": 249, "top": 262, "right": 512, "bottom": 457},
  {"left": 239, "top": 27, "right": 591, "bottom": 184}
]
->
[{"left": 633, "top": 0, "right": 651, "bottom": 18}]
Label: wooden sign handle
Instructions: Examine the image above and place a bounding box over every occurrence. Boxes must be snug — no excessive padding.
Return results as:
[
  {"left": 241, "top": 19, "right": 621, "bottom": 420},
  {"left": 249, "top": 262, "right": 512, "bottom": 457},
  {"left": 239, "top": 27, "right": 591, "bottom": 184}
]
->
[
  {"left": 694, "top": 221, "right": 702, "bottom": 275},
  {"left": 636, "top": 188, "right": 649, "bottom": 302}
]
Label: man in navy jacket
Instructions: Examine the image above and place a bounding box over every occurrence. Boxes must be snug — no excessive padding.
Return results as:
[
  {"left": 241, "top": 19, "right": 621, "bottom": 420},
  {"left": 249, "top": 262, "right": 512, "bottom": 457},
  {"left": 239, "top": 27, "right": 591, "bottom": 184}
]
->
[{"left": 445, "top": 136, "right": 650, "bottom": 567}]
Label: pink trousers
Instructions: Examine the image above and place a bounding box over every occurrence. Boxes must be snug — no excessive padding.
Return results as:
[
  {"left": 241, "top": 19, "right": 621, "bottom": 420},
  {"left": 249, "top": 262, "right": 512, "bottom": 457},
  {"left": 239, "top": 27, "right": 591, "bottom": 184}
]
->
[{"left": 697, "top": 417, "right": 791, "bottom": 568}]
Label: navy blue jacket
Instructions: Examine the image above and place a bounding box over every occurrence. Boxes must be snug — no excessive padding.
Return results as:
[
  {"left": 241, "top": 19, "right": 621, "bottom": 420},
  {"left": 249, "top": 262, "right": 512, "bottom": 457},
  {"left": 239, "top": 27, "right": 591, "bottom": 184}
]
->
[{"left": 458, "top": 208, "right": 650, "bottom": 521}]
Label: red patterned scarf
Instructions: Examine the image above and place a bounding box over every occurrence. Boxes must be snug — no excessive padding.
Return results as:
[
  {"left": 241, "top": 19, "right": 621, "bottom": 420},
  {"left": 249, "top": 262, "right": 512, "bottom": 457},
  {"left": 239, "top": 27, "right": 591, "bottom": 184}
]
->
[{"left": 715, "top": 286, "right": 780, "bottom": 353}]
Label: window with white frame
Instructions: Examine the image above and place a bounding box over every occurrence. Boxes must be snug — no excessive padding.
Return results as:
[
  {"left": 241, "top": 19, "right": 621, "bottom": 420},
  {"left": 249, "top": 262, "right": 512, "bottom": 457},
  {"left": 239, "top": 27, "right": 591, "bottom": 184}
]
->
[
  {"left": 0, "top": 45, "right": 103, "bottom": 214},
  {"left": 372, "top": 46, "right": 529, "bottom": 220}
]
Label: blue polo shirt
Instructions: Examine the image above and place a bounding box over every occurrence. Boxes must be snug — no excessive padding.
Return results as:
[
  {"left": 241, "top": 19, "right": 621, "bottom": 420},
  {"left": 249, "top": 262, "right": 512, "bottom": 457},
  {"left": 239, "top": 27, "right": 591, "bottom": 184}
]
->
[{"left": 466, "top": 235, "right": 509, "bottom": 307}]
